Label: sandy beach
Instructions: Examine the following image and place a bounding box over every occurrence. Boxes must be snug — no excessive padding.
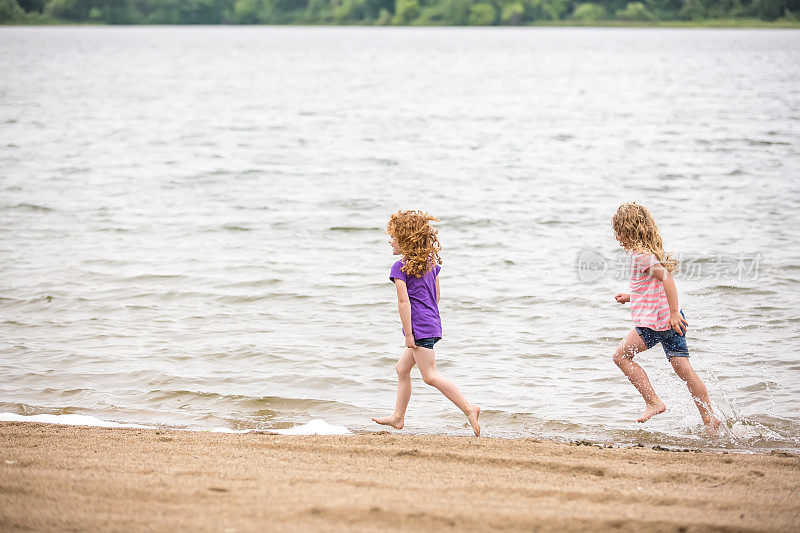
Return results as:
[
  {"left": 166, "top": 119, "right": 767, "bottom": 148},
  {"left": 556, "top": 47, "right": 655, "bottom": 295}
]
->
[{"left": 0, "top": 423, "right": 798, "bottom": 531}]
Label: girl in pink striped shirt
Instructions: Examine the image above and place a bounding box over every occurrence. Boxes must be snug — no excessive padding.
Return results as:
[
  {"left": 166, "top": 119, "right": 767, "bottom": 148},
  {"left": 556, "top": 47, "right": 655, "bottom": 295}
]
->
[{"left": 611, "top": 203, "right": 719, "bottom": 432}]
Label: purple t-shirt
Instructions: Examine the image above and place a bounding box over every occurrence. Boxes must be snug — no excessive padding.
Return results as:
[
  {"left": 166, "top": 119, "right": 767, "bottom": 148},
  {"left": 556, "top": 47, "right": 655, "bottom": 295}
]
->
[{"left": 389, "top": 260, "right": 442, "bottom": 340}]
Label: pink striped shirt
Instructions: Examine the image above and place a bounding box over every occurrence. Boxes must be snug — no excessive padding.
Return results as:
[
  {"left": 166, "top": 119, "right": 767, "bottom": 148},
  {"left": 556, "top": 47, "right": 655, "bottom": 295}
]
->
[{"left": 628, "top": 252, "right": 670, "bottom": 331}]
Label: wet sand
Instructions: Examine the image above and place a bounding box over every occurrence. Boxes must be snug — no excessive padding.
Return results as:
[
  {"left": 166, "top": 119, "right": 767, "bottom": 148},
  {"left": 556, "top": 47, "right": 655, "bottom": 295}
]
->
[{"left": 1, "top": 422, "right": 798, "bottom": 532}]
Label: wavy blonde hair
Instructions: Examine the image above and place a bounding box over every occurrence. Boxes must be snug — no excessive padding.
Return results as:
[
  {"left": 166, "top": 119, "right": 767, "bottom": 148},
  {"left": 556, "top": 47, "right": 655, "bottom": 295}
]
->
[
  {"left": 612, "top": 202, "right": 678, "bottom": 274},
  {"left": 387, "top": 210, "right": 442, "bottom": 277}
]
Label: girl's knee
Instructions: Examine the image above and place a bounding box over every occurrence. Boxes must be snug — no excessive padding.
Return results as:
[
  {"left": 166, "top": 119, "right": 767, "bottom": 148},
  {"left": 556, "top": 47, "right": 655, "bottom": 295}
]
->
[
  {"left": 395, "top": 362, "right": 412, "bottom": 376},
  {"left": 670, "top": 358, "right": 693, "bottom": 380},
  {"left": 613, "top": 350, "right": 630, "bottom": 367},
  {"left": 421, "top": 372, "right": 438, "bottom": 386}
]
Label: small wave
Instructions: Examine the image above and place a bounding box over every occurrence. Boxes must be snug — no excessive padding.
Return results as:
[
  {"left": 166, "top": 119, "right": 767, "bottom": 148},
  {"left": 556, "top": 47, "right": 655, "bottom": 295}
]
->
[
  {"left": 741, "top": 381, "right": 779, "bottom": 393},
  {"left": 214, "top": 291, "right": 313, "bottom": 303},
  {"left": 121, "top": 274, "right": 185, "bottom": 282},
  {"left": 96, "top": 227, "right": 132, "bottom": 233},
  {"left": 440, "top": 215, "right": 496, "bottom": 228},
  {"left": 220, "top": 224, "right": 254, "bottom": 232},
  {"left": 744, "top": 139, "right": 790, "bottom": 146},
  {"left": 128, "top": 290, "right": 217, "bottom": 301},
  {"left": 363, "top": 157, "right": 398, "bottom": 166},
  {"left": 143, "top": 390, "right": 357, "bottom": 414},
  {"left": 2, "top": 203, "right": 53, "bottom": 212},
  {"left": 695, "top": 138, "right": 791, "bottom": 146},
  {"left": 0, "top": 412, "right": 153, "bottom": 429},
  {"left": 329, "top": 226, "right": 378, "bottom": 232},
  {"left": 693, "top": 285, "right": 777, "bottom": 296},
  {"left": 214, "top": 294, "right": 281, "bottom": 304},
  {"left": 214, "top": 278, "right": 282, "bottom": 289}
]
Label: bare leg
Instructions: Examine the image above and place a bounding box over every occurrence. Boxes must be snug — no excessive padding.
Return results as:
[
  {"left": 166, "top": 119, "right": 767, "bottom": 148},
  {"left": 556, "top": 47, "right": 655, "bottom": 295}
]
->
[
  {"left": 372, "top": 348, "right": 415, "bottom": 430},
  {"left": 670, "top": 357, "right": 720, "bottom": 432},
  {"left": 613, "top": 329, "right": 666, "bottom": 423},
  {"left": 413, "top": 346, "right": 480, "bottom": 436}
]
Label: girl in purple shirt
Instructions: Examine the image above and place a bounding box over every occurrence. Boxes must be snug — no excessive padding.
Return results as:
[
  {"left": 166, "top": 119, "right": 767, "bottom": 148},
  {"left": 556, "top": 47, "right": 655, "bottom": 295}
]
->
[{"left": 371, "top": 210, "right": 481, "bottom": 436}]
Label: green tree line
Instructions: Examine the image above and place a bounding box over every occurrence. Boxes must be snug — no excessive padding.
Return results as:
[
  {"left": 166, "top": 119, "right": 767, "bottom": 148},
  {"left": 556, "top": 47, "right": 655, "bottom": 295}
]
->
[{"left": 1, "top": 0, "right": 798, "bottom": 25}]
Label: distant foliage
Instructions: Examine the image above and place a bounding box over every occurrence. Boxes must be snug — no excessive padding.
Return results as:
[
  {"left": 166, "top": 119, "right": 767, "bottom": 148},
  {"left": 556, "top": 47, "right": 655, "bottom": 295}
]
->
[
  {"left": 0, "top": 0, "right": 25, "bottom": 20},
  {"left": 2, "top": 0, "right": 799, "bottom": 24},
  {"left": 755, "top": 0, "right": 785, "bottom": 20},
  {"left": 616, "top": 1, "right": 653, "bottom": 19},
  {"left": 501, "top": 2, "right": 524, "bottom": 23},
  {"left": 572, "top": 2, "right": 606, "bottom": 19},
  {"left": 468, "top": 1, "right": 496, "bottom": 24},
  {"left": 392, "top": 0, "right": 420, "bottom": 23}
]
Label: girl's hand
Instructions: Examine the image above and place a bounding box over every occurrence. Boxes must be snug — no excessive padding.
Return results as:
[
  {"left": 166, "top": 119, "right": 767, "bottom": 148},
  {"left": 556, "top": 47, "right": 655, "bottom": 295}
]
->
[
  {"left": 615, "top": 293, "right": 630, "bottom": 304},
  {"left": 669, "top": 310, "right": 688, "bottom": 335},
  {"left": 405, "top": 335, "right": 417, "bottom": 349}
]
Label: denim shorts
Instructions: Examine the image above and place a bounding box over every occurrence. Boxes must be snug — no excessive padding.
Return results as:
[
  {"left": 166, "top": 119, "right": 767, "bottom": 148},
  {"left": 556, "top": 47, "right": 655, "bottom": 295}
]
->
[
  {"left": 415, "top": 337, "right": 441, "bottom": 349},
  {"left": 635, "top": 311, "right": 689, "bottom": 360}
]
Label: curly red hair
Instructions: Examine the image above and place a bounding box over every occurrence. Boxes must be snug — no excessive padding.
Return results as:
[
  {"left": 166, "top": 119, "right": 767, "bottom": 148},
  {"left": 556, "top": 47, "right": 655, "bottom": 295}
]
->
[{"left": 387, "top": 210, "right": 442, "bottom": 277}]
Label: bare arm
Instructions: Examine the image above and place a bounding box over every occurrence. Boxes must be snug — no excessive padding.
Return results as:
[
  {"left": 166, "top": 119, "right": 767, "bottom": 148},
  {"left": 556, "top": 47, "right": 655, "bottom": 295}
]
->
[
  {"left": 435, "top": 276, "right": 440, "bottom": 304},
  {"left": 394, "top": 279, "right": 416, "bottom": 348},
  {"left": 647, "top": 264, "right": 688, "bottom": 334}
]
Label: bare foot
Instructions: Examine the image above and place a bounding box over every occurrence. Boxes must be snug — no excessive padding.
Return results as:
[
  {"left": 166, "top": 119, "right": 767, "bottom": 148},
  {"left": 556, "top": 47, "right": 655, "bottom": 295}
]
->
[
  {"left": 636, "top": 402, "right": 666, "bottom": 423},
  {"left": 467, "top": 405, "right": 481, "bottom": 437},
  {"left": 371, "top": 415, "right": 404, "bottom": 430},
  {"left": 703, "top": 417, "right": 721, "bottom": 437}
]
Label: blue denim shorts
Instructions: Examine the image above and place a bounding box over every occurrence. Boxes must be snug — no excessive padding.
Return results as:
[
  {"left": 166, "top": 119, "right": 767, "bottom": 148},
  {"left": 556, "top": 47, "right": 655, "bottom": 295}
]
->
[
  {"left": 635, "top": 311, "right": 689, "bottom": 360},
  {"left": 415, "top": 337, "right": 441, "bottom": 349}
]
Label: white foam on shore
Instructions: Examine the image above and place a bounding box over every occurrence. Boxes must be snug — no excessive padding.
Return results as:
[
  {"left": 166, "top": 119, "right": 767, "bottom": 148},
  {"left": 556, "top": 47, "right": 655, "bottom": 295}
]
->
[
  {"left": 0, "top": 412, "right": 154, "bottom": 429},
  {"left": 0, "top": 413, "right": 350, "bottom": 435},
  {"left": 271, "top": 419, "right": 351, "bottom": 435}
]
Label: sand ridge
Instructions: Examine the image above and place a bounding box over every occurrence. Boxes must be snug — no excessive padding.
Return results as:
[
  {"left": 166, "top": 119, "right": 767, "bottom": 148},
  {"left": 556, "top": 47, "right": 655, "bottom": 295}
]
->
[{"left": 1, "top": 422, "right": 798, "bottom": 531}]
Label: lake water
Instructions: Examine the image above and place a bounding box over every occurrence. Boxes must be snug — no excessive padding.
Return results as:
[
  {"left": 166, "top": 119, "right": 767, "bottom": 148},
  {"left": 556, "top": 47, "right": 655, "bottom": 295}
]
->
[{"left": 1, "top": 26, "right": 799, "bottom": 451}]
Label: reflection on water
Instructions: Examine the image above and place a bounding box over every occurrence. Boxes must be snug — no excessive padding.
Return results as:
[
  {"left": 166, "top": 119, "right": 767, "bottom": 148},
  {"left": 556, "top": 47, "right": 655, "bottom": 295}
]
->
[{"left": 1, "top": 27, "right": 799, "bottom": 451}]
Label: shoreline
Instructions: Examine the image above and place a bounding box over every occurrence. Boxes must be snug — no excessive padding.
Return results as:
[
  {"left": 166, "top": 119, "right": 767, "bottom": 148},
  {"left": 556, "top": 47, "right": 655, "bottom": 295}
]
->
[
  {"left": 3, "top": 411, "right": 795, "bottom": 455},
  {"left": 3, "top": 20, "right": 800, "bottom": 28},
  {"left": 2, "top": 422, "right": 798, "bottom": 531}
]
